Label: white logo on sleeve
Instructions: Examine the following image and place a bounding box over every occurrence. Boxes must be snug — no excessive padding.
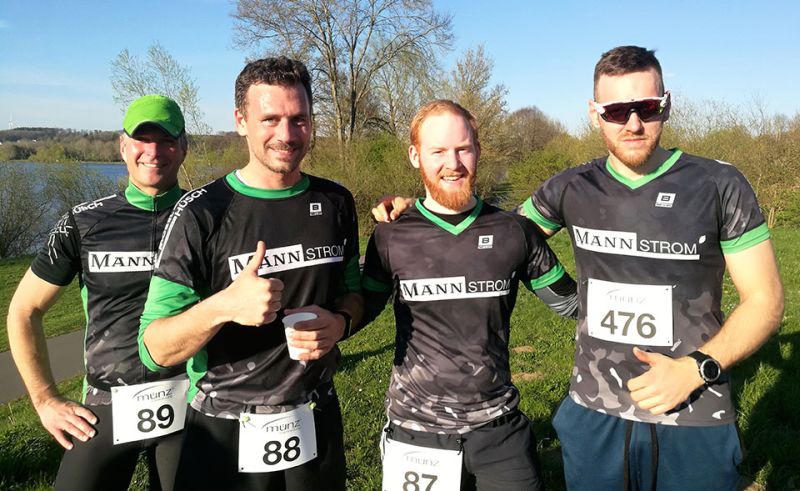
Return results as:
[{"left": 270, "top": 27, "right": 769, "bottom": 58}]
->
[
  {"left": 655, "top": 192, "right": 676, "bottom": 208},
  {"left": 478, "top": 235, "right": 493, "bottom": 249},
  {"left": 309, "top": 203, "right": 322, "bottom": 216}
]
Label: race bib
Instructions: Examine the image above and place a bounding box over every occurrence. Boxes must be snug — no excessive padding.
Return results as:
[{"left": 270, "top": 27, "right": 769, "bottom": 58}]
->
[
  {"left": 111, "top": 378, "right": 189, "bottom": 445},
  {"left": 587, "top": 278, "right": 673, "bottom": 346},
  {"left": 238, "top": 405, "right": 317, "bottom": 473},
  {"left": 382, "top": 432, "right": 462, "bottom": 491}
]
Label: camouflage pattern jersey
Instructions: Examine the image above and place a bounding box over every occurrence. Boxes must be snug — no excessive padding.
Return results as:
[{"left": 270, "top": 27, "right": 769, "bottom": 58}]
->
[
  {"left": 139, "top": 172, "right": 361, "bottom": 418},
  {"left": 31, "top": 182, "right": 185, "bottom": 405},
  {"left": 523, "top": 149, "right": 770, "bottom": 426},
  {"left": 361, "top": 198, "right": 568, "bottom": 433}
]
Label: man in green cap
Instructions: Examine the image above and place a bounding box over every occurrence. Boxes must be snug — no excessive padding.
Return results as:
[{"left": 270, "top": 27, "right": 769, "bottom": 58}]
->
[{"left": 7, "top": 94, "right": 189, "bottom": 490}]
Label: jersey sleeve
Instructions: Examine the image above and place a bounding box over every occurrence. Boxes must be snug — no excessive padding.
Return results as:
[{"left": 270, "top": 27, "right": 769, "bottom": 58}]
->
[
  {"left": 518, "top": 217, "right": 566, "bottom": 290},
  {"left": 30, "top": 211, "right": 81, "bottom": 286},
  {"left": 339, "top": 190, "right": 362, "bottom": 295},
  {"left": 715, "top": 163, "right": 770, "bottom": 254},
  {"left": 359, "top": 226, "right": 394, "bottom": 330},
  {"left": 138, "top": 197, "right": 209, "bottom": 371},
  {"left": 520, "top": 172, "right": 570, "bottom": 233}
]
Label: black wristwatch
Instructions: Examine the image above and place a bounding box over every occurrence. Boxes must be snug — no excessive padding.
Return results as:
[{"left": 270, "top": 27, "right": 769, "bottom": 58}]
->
[
  {"left": 687, "top": 351, "right": 721, "bottom": 384},
  {"left": 336, "top": 310, "right": 353, "bottom": 339}
]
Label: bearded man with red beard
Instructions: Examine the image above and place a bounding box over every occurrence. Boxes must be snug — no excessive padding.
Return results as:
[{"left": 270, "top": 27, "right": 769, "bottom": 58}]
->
[{"left": 357, "top": 100, "right": 579, "bottom": 491}]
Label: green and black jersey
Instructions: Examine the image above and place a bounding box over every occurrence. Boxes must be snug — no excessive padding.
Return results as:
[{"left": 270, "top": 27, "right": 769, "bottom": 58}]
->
[
  {"left": 139, "top": 172, "right": 360, "bottom": 418},
  {"left": 30, "top": 183, "right": 185, "bottom": 405},
  {"left": 524, "top": 149, "right": 770, "bottom": 426},
  {"left": 362, "top": 198, "right": 568, "bottom": 433}
]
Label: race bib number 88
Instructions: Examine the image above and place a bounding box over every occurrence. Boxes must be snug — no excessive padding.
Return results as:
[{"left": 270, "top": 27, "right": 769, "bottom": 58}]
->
[
  {"left": 238, "top": 405, "right": 317, "bottom": 473},
  {"left": 587, "top": 279, "right": 673, "bottom": 346}
]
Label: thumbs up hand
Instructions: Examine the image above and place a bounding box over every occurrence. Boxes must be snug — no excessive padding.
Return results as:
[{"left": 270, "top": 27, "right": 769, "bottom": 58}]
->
[
  {"left": 224, "top": 241, "right": 284, "bottom": 326},
  {"left": 626, "top": 347, "right": 705, "bottom": 415}
]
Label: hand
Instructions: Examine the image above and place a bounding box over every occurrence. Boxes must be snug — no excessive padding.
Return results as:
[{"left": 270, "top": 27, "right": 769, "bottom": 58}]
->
[
  {"left": 35, "top": 395, "right": 97, "bottom": 450},
  {"left": 283, "top": 305, "right": 346, "bottom": 360},
  {"left": 224, "top": 241, "right": 284, "bottom": 326},
  {"left": 371, "top": 195, "right": 414, "bottom": 223},
  {"left": 627, "top": 347, "right": 705, "bottom": 415}
]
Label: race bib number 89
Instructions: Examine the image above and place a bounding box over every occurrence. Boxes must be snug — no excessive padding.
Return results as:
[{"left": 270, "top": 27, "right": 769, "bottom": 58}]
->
[
  {"left": 587, "top": 279, "right": 673, "bottom": 346},
  {"left": 111, "top": 378, "right": 189, "bottom": 445}
]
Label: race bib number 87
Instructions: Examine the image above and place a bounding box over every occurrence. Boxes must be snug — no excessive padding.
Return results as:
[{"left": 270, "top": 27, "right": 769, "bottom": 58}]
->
[
  {"left": 382, "top": 434, "right": 462, "bottom": 491},
  {"left": 587, "top": 279, "right": 673, "bottom": 346}
]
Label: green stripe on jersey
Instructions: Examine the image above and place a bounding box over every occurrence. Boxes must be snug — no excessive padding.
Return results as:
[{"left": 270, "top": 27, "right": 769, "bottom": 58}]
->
[
  {"left": 415, "top": 198, "right": 483, "bottom": 235},
  {"left": 363, "top": 275, "right": 393, "bottom": 293},
  {"left": 721, "top": 222, "right": 771, "bottom": 254},
  {"left": 527, "top": 262, "right": 566, "bottom": 291},
  {"left": 138, "top": 276, "right": 202, "bottom": 372},
  {"left": 225, "top": 171, "right": 310, "bottom": 199},
  {"left": 344, "top": 255, "right": 362, "bottom": 293},
  {"left": 605, "top": 149, "right": 683, "bottom": 190},
  {"left": 124, "top": 182, "right": 183, "bottom": 211},
  {"left": 186, "top": 350, "right": 207, "bottom": 403},
  {"left": 80, "top": 283, "right": 89, "bottom": 402},
  {"left": 522, "top": 197, "right": 561, "bottom": 232}
]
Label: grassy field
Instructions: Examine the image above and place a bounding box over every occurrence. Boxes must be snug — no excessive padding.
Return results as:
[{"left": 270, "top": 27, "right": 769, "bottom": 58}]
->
[
  {"left": 1, "top": 229, "right": 798, "bottom": 489},
  {"left": 0, "top": 256, "right": 85, "bottom": 352}
]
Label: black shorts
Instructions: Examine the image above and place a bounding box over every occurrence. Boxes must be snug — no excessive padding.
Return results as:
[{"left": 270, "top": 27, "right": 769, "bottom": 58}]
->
[
  {"left": 384, "top": 409, "right": 544, "bottom": 491},
  {"left": 174, "top": 390, "right": 346, "bottom": 491},
  {"left": 53, "top": 403, "right": 182, "bottom": 491}
]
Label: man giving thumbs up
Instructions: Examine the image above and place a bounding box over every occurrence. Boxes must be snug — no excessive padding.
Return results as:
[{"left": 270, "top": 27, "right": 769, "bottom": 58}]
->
[{"left": 138, "top": 57, "right": 362, "bottom": 490}]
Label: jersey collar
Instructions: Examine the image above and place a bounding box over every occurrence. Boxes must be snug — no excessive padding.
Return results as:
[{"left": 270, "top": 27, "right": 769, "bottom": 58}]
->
[
  {"left": 605, "top": 148, "right": 683, "bottom": 190},
  {"left": 415, "top": 197, "right": 483, "bottom": 235},
  {"left": 124, "top": 182, "right": 183, "bottom": 211},
  {"left": 225, "top": 171, "right": 310, "bottom": 199}
]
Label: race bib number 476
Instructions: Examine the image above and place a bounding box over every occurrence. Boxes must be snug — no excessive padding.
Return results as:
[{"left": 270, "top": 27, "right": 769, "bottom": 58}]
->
[
  {"left": 587, "top": 279, "right": 673, "bottom": 346},
  {"left": 111, "top": 378, "right": 189, "bottom": 445}
]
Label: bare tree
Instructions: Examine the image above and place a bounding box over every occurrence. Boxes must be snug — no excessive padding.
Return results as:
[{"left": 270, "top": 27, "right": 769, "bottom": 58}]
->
[
  {"left": 507, "top": 106, "right": 565, "bottom": 159},
  {"left": 232, "top": 0, "right": 453, "bottom": 143},
  {"left": 110, "top": 43, "right": 215, "bottom": 187},
  {"left": 439, "top": 46, "right": 510, "bottom": 198}
]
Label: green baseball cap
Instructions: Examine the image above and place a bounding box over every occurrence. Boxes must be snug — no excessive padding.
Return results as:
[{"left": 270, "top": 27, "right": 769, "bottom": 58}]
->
[{"left": 123, "top": 95, "right": 185, "bottom": 138}]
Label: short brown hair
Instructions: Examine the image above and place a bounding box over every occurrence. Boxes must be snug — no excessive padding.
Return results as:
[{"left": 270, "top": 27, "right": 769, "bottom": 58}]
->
[
  {"left": 410, "top": 100, "right": 479, "bottom": 148},
  {"left": 594, "top": 46, "right": 664, "bottom": 97},
  {"left": 235, "top": 57, "right": 312, "bottom": 116}
]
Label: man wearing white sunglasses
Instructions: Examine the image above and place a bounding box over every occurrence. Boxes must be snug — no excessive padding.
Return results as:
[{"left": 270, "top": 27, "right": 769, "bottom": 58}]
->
[{"left": 521, "top": 45, "right": 784, "bottom": 490}]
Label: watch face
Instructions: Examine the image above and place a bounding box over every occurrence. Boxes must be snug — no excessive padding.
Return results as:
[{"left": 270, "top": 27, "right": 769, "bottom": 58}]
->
[{"left": 700, "top": 359, "right": 721, "bottom": 382}]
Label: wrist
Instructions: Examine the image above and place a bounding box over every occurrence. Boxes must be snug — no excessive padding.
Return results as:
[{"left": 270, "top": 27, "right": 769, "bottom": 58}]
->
[
  {"left": 335, "top": 310, "right": 352, "bottom": 340},
  {"left": 687, "top": 350, "right": 722, "bottom": 385}
]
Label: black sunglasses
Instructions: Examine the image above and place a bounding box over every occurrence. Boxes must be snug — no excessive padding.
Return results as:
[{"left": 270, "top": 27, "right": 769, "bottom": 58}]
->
[{"left": 592, "top": 92, "right": 670, "bottom": 124}]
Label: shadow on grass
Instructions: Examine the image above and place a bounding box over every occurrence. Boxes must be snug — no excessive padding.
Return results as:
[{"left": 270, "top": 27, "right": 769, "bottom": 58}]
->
[
  {"left": 0, "top": 424, "right": 62, "bottom": 488},
  {"left": 339, "top": 342, "right": 394, "bottom": 371},
  {"left": 734, "top": 330, "right": 800, "bottom": 490}
]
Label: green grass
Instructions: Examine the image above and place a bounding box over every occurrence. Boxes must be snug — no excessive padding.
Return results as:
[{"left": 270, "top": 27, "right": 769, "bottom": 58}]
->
[
  {"left": 0, "top": 256, "right": 85, "bottom": 352},
  {"left": 1, "top": 230, "right": 798, "bottom": 489}
]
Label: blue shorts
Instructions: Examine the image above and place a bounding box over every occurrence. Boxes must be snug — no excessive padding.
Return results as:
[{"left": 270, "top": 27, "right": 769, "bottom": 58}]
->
[{"left": 553, "top": 397, "right": 743, "bottom": 490}]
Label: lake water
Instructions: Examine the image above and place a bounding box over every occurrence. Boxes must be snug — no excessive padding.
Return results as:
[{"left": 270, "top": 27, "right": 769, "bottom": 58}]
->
[{"left": 12, "top": 161, "right": 129, "bottom": 183}]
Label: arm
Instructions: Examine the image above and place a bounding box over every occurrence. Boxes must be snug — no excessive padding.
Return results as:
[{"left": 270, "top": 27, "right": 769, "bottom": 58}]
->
[
  {"left": 141, "top": 240, "right": 284, "bottom": 368},
  {"left": 7, "top": 269, "right": 98, "bottom": 449},
  {"left": 628, "top": 240, "right": 784, "bottom": 415}
]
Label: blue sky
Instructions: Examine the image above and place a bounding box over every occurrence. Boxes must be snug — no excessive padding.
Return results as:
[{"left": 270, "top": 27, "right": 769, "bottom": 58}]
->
[{"left": 1, "top": 0, "right": 798, "bottom": 134}]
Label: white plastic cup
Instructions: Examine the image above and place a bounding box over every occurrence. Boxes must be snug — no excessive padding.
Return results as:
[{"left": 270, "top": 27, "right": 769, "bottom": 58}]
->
[{"left": 282, "top": 312, "right": 318, "bottom": 360}]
